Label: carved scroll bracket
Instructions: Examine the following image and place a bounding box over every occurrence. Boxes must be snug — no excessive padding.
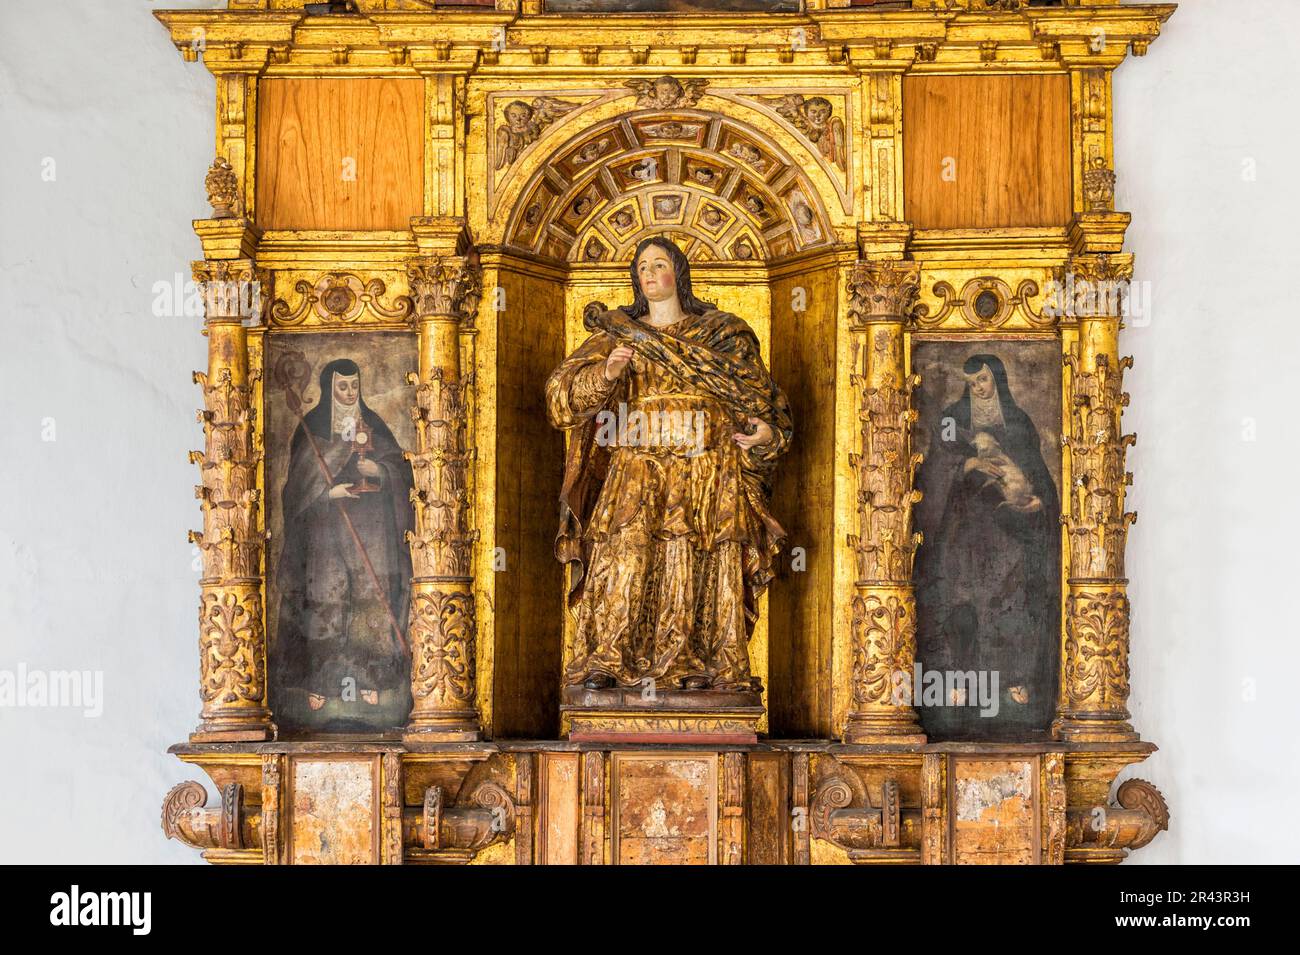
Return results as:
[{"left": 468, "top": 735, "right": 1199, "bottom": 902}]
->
[
  {"left": 810, "top": 769, "right": 919, "bottom": 864},
  {"left": 1066, "top": 778, "right": 1169, "bottom": 863},
  {"left": 402, "top": 781, "right": 515, "bottom": 864},
  {"left": 842, "top": 260, "right": 926, "bottom": 745},
  {"left": 162, "top": 780, "right": 261, "bottom": 858}
]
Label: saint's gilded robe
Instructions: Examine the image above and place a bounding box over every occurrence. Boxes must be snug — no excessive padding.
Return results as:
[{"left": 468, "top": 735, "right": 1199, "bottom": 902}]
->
[{"left": 546, "top": 306, "right": 791, "bottom": 691}]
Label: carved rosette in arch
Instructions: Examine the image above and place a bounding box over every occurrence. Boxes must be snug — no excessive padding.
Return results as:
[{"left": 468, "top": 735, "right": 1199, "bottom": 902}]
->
[
  {"left": 720, "top": 89, "right": 852, "bottom": 209},
  {"left": 404, "top": 252, "right": 482, "bottom": 743},
  {"left": 498, "top": 96, "right": 837, "bottom": 263},
  {"left": 842, "top": 260, "right": 925, "bottom": 745}
]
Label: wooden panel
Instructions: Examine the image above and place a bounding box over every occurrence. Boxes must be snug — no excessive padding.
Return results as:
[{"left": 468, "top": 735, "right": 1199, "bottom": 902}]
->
[
  {"left": 746, "top": 752, "right": 789, "bottom": 865},
  {"left": 903, "top": 74, "right": 1072, "bottom": 229},
  {"left": 950, "top": 757, "right": 1039, "bottom": 865},
  {"left": 612, "top": 752, "right": 717, "bottom": 865},
  {"left": 256, "top": 78, "right": 424, "bottom": 230},
  {"left": 492, "top": 263, "right": 566, "bottom": 738},
  {"left": 287, "top": 756, "right": 379, "bottom": 865},
  {"left": 768, "top": 265, "right": 838, "bottom": 737},
  {"left": 538, "top": 753, "right": 581, "bottom": 865}
]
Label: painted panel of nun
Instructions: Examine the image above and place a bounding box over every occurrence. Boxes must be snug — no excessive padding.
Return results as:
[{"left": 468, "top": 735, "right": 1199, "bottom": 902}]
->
[
  {"left": 912, "top": 339, "right": 1062, "bottom": 741},
  {"left": 265, "top": 332, "right": 417, "bottom": 736}
]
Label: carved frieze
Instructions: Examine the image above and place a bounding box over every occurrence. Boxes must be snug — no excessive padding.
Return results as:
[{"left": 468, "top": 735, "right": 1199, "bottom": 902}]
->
[{"left": 269, "top": 273, "right": 413, "bottom": 328}]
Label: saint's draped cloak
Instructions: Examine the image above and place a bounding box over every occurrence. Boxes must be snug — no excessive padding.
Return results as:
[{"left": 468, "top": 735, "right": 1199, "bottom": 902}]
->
[
  {"left": 915, "top": 377, "right": 1060, "bottom": 739},
  {"left": 545, "top": 307, "right": 791, "bottom": 690},
  {"left": 272, "top": 376, "right": 414, "bottom": 733}
]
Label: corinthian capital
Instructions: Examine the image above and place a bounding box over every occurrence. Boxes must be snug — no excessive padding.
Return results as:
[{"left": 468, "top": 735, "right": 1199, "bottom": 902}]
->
[
  {"left": 846, "top": 261, "right": 921, "bottom": 327},
  {"left": 406, "top": 255, "right": 482, "bottom": 324},
  {"left": 192, "top": 259, "right": 269, "bottom": 324}
]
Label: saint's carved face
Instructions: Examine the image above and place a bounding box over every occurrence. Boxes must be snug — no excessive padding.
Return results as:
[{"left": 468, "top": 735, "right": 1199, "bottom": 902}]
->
[
  {"left": 333, "top": 373, "right": 360, "bottom": 406},
  {"left": 965, "top": 365, "right": 996, "bottom": 400},
  {"left": 635, "top": 245, "right": 678, "bottom": 304}
]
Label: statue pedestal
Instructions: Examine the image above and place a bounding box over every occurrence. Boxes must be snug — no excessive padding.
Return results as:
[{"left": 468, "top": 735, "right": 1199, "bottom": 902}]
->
[{"left": 561, "top": 687, "right": 764, "bottom": 743}]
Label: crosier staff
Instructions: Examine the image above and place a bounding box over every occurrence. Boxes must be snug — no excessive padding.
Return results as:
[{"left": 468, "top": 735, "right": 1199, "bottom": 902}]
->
[{"left": 272, "top": 351, "right": 409, "bottom": 655}]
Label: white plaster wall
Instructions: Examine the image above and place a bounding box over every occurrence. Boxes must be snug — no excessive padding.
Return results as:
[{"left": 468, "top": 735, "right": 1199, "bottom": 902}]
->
[{"left": 0, "top": 0, "right": 1295, "bottom": 863}]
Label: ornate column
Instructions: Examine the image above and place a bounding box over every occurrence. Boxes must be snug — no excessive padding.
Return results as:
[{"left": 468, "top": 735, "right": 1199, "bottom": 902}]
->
[
  {"left": 189, "top": 251, "right": 273, "bottom": 742},
  {"left": 842, "top": 260, "right": 926, "bottom": 745},
  {"left": 403, "top": 238, "right": 483, "bottom": 743},
  {"left": 1055, "top": 253, "right": 1139, "bottom": 743}
]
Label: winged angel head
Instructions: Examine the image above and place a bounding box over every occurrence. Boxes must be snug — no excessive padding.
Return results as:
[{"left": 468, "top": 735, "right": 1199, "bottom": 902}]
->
[
  {"left": 624, "top": 76, "right": 710, "bottom": 110},
  {"left": 494, "top": 96, "right": 580, "bottom": 170},
  {"left": 769, "top": 94, "right": 846, "bottom": 170}
]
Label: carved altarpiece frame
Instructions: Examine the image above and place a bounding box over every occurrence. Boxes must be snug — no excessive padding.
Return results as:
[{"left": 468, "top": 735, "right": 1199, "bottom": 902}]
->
[{"left": 159, "top": 0, "right": 1173, "bottom": 866}]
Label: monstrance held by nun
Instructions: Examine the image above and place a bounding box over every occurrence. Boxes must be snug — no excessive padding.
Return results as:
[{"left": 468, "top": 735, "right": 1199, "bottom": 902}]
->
[{"left": 546, "top": 237, "right": 791, "bottom": 729}]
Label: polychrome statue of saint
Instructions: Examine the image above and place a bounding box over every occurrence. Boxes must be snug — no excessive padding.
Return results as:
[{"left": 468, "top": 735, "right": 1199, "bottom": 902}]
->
[{"left": 545, "top": 236, "right": 791, "bottom": 693}]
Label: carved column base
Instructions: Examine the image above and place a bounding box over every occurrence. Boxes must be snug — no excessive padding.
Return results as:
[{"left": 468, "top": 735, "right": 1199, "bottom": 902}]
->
[
  {"left": 191, "top": 582, "right": 273, "bottom": 742},
  {"left": 404, "top": 580, "right": 481, "bottom": 744},
  {"left": 190, "top": 722, "right": 273, "bottom": 744},
  {"left": 1055, "top": 581, "right": 1138, "bottom": 743},
  {"left": 842, "top": 713, "right": 927, "bottom": 745},
  {"left": 1054, "top": 716, "right": 1138, "bottom": 744},
  {"left": 842, "top": 585, "right": 926, "bottom": 745}
]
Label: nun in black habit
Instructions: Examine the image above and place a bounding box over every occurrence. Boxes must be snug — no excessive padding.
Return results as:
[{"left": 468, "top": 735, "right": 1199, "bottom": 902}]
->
[
  {"left": 271, "top": 358, "right": 414, "bottom": 734},
  {"left": 915, "top": 353, "right": 1061, "bottom": 739}
]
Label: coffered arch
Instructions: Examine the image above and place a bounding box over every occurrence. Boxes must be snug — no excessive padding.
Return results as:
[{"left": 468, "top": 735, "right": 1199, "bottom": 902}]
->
[{"left": 493, "top": 105, "right": 844, "bottom": 264}]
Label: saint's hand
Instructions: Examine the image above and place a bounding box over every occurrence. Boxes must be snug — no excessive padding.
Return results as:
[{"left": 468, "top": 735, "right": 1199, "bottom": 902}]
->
[
  {"left": 329, "top": 483, "right": 359, "bottom": 500},
  {"left": 733, "top": 417, "right": 774, "bottom": 450},
  {"left": 356, "top": 458, "right": 381, "bottom": 479},
  {"left": 604, "top": 345, "right": 635, "bottom": 381}
]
